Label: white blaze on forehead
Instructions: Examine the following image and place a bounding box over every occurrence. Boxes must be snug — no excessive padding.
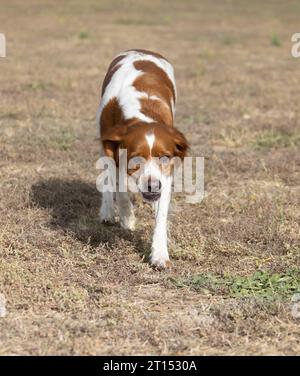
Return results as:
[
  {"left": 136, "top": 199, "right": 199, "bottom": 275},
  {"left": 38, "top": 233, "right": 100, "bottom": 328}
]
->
[
  {"left": 145, "top": 132, "right": 155, "bottom": 153},
  {"left": 97, "top": 50, "right": 176, "bottom": 137}
]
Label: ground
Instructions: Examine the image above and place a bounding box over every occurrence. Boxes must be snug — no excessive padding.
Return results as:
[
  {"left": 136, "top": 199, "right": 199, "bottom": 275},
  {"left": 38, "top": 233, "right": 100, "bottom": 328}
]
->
[{"left": 0, "top": 0, "right": 300, "bottom": 355}]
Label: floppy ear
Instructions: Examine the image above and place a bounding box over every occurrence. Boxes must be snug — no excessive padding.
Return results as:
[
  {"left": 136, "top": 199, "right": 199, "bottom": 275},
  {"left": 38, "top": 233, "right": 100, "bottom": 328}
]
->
[
  {"left": 101, "top": 124, "right": 127, "bottom": 142},
  {"left": 101, "top": 124, "right": 127, "bottom": 159},
  {"left": 171, "top": 127, "right": 189, "bottom": 159}
]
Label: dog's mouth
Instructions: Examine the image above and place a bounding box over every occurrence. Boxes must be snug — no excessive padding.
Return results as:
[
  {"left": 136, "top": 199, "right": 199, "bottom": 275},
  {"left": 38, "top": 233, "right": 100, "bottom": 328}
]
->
[{"left": 141, "top": 192, "right": 161, "bottom": 202}]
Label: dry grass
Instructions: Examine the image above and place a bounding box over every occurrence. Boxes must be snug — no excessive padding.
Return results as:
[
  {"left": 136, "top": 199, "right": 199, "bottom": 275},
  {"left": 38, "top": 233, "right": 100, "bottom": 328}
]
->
[{"left": 0, "top": 0, "right": 300, "bottom": 355}]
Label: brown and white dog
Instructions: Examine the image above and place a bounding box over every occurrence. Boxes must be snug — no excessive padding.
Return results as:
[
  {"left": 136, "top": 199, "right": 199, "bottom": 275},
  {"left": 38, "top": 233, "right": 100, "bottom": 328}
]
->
[{"left": 97, "top": 49, "right": 189, "bottom": 268}]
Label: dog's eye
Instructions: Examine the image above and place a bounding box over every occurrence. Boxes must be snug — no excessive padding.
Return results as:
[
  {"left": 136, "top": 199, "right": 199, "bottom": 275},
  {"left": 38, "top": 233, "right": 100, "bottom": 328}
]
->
[
  {"left": 159, "top": 155, "right": 171, "bottom": 164},
  {"left": 128, "top": 167, "right": 139, "bottom": 175}
]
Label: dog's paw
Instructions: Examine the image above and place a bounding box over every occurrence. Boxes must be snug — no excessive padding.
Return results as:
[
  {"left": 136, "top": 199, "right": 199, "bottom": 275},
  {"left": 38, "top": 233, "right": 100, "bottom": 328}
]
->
[
  {"left": 120, "top": 214, "right": 136, "bottom": 231},
  {"left": 100, "top": 217, "right": 116, "bottom": 225},
  {"left": 100, "top": 207, "right": 115, "bottom": 224},
  {"left": 150, "top": 254, "right": 170, "bottom": 270}
]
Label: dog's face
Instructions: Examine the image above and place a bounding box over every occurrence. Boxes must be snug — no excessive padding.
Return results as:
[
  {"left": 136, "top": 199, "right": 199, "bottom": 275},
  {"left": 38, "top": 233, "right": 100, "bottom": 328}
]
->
[{"left": 101, "top": 123, "right": 189, "bottom": 202}]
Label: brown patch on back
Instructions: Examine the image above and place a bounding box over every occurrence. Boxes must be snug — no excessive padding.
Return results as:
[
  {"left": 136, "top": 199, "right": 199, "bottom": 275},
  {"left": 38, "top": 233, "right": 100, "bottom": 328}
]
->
[
  {"left": 139, "top": 97, "right": 173, "bottom": 128},
  {"left": 133, "top": 60, "right": 176, "bottom": 126},
  {"left": 134, "top": 60, "right": 176, "bottom": 102}
]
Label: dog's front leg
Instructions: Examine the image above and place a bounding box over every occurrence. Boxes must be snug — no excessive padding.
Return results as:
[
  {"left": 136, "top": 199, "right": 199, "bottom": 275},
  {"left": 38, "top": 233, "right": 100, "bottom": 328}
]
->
[
  {"left": 100, "top": 191, "right": 115, "bottom": 223},
  {"left": 150, "top": 177, "right": 172, "bottom": 269},
  {"left": 99, "top": 144, "right": 115, "bottom": 223},
  {"left": 117, "top": 191, "right": 136, "bottom": 230}
]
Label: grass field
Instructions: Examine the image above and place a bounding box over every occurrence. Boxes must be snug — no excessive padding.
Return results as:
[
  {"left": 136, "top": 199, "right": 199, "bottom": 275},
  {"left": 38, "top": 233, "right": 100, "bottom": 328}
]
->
[{"left": 0, "top": 0, "right": 300, "bottom": 355}]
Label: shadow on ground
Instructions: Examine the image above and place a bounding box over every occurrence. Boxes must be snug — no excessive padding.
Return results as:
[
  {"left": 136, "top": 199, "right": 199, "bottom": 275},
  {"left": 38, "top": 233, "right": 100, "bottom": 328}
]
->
[{"left": 30, "top": 178, "right": 150, "bottom": 257}]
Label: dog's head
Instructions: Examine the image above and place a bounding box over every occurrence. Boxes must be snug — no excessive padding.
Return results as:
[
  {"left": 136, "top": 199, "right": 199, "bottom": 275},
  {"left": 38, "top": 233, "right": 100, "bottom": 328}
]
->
[{"left": 101, "top": 122, "right": 189, "bottom": 202}]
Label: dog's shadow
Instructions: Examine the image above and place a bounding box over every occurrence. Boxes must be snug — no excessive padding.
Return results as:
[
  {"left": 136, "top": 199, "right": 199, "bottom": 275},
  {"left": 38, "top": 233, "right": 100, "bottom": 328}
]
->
[{"left": 30, "top": 178, "right": 150, "bottom": 257}]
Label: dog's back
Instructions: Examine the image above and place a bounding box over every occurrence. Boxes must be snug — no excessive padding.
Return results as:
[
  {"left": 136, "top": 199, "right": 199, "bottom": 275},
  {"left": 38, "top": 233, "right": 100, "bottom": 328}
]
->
[{"left": 97, "top": 49, "right": 177, "bottom": 137}]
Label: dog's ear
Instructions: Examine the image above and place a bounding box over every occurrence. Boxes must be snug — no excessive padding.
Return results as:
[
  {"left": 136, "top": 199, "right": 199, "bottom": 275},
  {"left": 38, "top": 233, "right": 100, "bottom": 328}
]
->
[
  {"left": 101, "top": 124, "right": 127, "bottom": 159},
  {"left": 101, "top": 124, "right": 127, "bottom": 142},
  {"left": 171, "top": 127, "right": 189, "bottom": 159}
]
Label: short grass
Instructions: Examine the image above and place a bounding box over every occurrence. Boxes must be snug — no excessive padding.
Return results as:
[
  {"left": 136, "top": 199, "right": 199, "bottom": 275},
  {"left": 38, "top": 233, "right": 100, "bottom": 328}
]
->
[
  {"left": 0, "top": 0, "right": 300, "bottom": 355},
  {"left": 271, "top": 33, "right": 281, "bottom": 47},
  {"left": 172, "top": 269, "right": 300, "bottom": 299},
  {"left": 253, "top": 129, "right": 300, "bottom": 150}
]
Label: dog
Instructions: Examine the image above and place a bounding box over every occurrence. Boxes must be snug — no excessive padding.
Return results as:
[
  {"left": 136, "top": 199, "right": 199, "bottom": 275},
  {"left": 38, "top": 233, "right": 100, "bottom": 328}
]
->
[{"left": 97, "top": 49, "right": 189, "bottom": 268}]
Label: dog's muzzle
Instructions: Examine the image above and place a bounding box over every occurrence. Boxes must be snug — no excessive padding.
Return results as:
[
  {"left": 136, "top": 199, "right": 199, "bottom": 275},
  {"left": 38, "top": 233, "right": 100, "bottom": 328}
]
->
[{"left": 141, "top": 177, "right": 162, "bottom": 202}]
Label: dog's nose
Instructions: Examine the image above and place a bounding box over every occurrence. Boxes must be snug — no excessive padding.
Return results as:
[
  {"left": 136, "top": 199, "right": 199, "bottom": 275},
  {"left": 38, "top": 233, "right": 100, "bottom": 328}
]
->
[{"left": 147, "top": 177, "right": 162, "bottom": 193}]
